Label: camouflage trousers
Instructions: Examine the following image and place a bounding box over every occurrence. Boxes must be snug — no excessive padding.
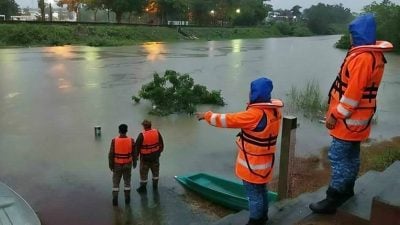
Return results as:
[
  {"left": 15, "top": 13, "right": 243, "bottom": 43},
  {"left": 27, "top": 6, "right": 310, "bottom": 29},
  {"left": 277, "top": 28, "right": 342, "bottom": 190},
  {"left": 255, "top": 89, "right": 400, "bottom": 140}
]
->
[
  {"left": 328, "top": 137, "right": 360, "bottom": 193},
  {"left": 112, "top": 162, "right": 132, "bottom": 192},
  {"left": 140, "top": 159, "right": 160, "bottom": 183}
]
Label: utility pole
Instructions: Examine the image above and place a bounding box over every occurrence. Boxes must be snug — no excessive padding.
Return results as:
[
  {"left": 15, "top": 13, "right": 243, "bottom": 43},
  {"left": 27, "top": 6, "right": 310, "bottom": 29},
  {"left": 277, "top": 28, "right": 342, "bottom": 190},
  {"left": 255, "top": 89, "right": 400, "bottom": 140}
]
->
[
  {"left": 49, "top": 3, "right": 53, "bottom": 21},
  {"left": 39, "top": 0, "right": 45, "bottom": 21}
]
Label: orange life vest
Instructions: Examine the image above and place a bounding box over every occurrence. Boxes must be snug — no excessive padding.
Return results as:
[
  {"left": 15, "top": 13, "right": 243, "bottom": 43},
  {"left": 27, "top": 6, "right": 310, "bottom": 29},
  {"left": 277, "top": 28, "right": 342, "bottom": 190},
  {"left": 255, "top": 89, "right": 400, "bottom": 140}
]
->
[
  {"left": 327, "top": 41, "right": 393, "bottom": 141},
  {"left": 114, "top": 136, "right": 133, "bottom": 164},
  {"left": 236, "top": 100, "right": 283, "bottom": 184},
  {"left": 204, "top": 99, "right": 283, "bottom": 184},
  {"left": 140, "top": 129, "right": 161, "bottom": 155}
]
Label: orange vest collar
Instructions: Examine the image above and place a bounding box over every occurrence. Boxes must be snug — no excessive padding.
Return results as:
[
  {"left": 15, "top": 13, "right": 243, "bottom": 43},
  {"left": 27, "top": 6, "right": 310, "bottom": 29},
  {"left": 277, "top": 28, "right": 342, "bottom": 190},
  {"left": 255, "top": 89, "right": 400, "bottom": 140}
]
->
[
  {"left": 248, "top": 99, "right": 283, "bottom": 108},
  {"left": 351, "top": 41, "right": 393, "bottom": 53}
]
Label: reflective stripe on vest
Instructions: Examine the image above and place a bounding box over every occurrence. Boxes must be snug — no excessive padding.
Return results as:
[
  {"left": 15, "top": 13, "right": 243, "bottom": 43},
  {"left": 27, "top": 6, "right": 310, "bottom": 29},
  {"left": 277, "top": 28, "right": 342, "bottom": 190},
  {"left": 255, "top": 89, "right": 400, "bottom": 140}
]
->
[
  {"left": 345, "top": 118, "right": 370, "bottom": 126},
  {"left": 210, "top": 113, "right": 227, "bottom": 127},
  {"left": 237, "top": 158, "right": 272, "bottom": 170},
  {"left": 114, "top": 136, "right": 133, "bottom": 164},
  {"left": 140, "top": 129, "right": 160, "bottom": 155}
]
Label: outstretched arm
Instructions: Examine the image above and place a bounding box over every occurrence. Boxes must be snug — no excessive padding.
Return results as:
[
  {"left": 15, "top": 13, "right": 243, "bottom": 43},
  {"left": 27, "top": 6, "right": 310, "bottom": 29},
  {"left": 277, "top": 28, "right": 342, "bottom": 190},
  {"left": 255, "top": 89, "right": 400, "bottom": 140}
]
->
[{"left": 195, "top": 110, "right": 260, "bottom": 130}]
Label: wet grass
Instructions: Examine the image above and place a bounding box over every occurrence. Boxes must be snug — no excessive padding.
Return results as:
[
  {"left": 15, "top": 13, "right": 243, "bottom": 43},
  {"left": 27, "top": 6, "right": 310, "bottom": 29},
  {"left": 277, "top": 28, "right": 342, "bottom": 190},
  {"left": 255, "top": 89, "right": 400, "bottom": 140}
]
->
[
  {"left": 270, "top": 137, "right": 400, "bottom": 198},
  {"left": 0, "top": 23, "right": 313, "bottom": 47},
  {"left": 0, "top": 23, "right": 181, "bottom": 47},
  {"left": 360, "top": 137, "right": 400, "bottom": 173},
  {"left": 285, "top": 79, "right": 328, "bottom": 120}
]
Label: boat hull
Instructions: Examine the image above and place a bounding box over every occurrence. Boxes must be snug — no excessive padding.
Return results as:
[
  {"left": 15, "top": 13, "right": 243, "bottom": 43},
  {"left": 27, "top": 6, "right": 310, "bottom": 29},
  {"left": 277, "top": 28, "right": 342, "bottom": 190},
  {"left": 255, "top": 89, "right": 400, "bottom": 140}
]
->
[{"left": 175, "top": 173, "right": 278, "bottom": 211}]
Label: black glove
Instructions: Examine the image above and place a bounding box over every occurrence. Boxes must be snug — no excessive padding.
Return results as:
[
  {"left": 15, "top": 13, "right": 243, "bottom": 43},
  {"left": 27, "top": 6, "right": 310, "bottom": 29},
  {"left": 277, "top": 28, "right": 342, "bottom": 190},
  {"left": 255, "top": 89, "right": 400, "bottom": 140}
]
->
[{"left": 132, "top": 160, "right": 137, "bottom": 169}]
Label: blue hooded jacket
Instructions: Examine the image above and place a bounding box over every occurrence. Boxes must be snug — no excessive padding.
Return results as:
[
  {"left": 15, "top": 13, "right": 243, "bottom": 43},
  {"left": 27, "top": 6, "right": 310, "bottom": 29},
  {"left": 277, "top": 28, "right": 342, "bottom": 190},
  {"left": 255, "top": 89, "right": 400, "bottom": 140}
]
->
[
  {"left": 349, "top": 13, "right": 376, "bottom": 46},
  {"left": 250, "top": 77, "right": 273, "bottom": 104}
]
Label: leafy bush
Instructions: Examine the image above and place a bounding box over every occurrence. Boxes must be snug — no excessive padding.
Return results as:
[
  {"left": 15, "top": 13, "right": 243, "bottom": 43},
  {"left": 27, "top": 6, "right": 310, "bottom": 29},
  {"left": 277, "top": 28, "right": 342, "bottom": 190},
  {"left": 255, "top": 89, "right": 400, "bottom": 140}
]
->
[
  {"left": 335, "top": 33, "right": 351, "bottom": 49},
  {"left": 274, "top": 21, "right": 293, "bottom": 35},
  {"left": 133, "top": 70, "right": 225, "bottom": 116},
  {"left": 291, "top": 23, "right": 313, "bottom": 37}
]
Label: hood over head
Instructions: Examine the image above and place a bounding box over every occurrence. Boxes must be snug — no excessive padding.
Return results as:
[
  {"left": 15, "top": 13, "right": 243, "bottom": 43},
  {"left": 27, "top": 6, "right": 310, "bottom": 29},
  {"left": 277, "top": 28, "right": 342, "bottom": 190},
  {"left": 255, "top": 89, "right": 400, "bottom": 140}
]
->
[
  {"left": 349, "top": 13, "right": 376, "bottom": 46},
  {"left": 250, "top": 77, "right": 273, "bottom": 104}
]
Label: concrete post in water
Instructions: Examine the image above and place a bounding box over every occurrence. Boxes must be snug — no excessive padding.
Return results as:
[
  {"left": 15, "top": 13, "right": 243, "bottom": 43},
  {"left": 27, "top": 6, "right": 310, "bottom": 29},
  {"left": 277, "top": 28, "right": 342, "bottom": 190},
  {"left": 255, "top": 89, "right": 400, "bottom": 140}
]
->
[
  {"left": 94, "top": 126, "right": 101, "bottom": 137},
  {"left": 278, "top": 116, "right": 297, "bottom": 200}
]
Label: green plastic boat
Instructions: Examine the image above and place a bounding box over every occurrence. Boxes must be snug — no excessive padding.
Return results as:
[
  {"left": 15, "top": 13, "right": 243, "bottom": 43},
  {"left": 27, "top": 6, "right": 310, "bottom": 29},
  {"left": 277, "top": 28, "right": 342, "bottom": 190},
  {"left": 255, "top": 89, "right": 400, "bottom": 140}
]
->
[{"left": 175, "top": 173, "right": 278, "bottom": 211}]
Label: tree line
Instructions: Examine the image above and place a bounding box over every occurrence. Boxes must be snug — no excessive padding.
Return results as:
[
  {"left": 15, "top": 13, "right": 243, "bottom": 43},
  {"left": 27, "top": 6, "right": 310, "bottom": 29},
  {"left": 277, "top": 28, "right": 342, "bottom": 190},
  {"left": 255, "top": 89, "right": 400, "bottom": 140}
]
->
[
  {"left": 0, "top": 0, "right": 19, "bottom": 19},
  {"left": 1, "top": 0, "right": 399, "bottom": 50},
  {"left": 54, "top": 0, "right": 270, "bottom": 25}
]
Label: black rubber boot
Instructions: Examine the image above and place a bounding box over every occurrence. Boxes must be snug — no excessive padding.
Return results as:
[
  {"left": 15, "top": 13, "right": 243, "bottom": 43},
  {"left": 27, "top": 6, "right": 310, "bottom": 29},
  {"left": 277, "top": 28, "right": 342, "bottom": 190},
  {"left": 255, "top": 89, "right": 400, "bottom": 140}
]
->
[
  {"left": 344, "top": 181, "right": 355, "bottom": 197},
  {"left": 112, "top": 191, "right": 118, "bottom": 206},
  {"left": 309, "top": 187, "right": 353, "bottom": 214},
  {"left": 246, "top": 218, "right": 266, "bottom": 225},
  {"left": 261, "top": 214, "right": 268, "bottom": 224},
  {"left": 136, "top": 182, "right": 147, "bottom": 193},
  {"left": 152, "top": 179, "right": 158, "bottom": 190},
  {"left": 124, "top": 190, "right": 131, "bottom": 204}
]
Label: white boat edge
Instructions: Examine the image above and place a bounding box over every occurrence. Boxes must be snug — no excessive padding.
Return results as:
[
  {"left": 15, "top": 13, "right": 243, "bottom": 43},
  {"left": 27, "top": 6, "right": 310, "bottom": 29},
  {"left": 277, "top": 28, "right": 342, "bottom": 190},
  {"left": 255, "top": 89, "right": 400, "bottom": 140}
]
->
[{"left": 0, "top": 181, "right": 41, "bottom": 225}]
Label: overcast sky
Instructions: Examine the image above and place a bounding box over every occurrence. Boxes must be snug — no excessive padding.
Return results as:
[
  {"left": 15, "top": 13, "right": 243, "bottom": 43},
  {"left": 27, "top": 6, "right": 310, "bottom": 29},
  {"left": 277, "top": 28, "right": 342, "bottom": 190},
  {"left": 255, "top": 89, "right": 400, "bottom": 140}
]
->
[{"left": 14, "top": 0, "right": 400, "bottom": 12}]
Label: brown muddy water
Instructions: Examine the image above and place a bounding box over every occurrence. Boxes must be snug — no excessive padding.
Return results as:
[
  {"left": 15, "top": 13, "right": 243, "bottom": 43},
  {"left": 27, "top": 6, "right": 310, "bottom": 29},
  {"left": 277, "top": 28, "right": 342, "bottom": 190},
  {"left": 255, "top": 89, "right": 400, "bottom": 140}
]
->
[{"left": 0, "top": 36, "right": 399, "bottom": 224}]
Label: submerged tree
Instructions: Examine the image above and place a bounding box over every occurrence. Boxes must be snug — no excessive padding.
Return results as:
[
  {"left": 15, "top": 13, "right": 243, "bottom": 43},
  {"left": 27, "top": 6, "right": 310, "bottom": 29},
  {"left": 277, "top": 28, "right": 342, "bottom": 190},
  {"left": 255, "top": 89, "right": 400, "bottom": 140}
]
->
[{"left": 132, "top": 70, "right": 225, "bottom": 116}]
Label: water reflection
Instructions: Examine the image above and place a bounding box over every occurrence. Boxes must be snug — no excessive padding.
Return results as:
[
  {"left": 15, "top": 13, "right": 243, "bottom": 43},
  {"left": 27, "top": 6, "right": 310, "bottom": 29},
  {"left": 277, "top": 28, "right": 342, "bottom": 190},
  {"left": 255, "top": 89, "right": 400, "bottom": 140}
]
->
[
  {"left": 142, "top": 42, "right": 166, "bottom": 61},
  {"left": 44, "top": 46, "right": 75, "bottom": 59},
  {"left": 83, "top": 47, "right": 100, "bottom": 61},
  {"left": 113, "top": 206, "right": 137, "bottom": 225},
  {"left": 139, "top": 190, "right": 163, "bottom": 225},
  {"left": 232, "top": 39, "right": 242, "bottom": 53},
  {"left": 3, "top": 92, "right": 20, "bottom": 99}
]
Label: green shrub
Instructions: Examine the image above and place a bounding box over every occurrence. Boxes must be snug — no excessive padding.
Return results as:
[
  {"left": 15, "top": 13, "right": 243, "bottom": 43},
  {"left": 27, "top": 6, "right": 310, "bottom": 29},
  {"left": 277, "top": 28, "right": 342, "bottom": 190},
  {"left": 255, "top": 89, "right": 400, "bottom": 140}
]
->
[
  {"left": 274, "top": 22, "right": 293, "bottom": 35},
  {"left": 292, "top": 24, "right": 313, "bottom": 37},
  {"left": 335, "top": 33, "right": 351, "bottom": 49},
  {"left": 133, "top": 70, "right": 225, "bottom": 116}
]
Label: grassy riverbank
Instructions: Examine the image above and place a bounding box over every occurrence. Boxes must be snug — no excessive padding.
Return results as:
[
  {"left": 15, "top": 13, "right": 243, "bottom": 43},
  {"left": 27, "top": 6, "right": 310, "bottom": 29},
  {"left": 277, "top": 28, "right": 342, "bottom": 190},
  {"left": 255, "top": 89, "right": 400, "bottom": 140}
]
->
[
  {"left": 187, "top": 137, "right": 400, "bottom": 218},
  {"left": 0, "top": 22, "right": 311, "bottom": 47},
  {"left": 269, "top": 136, "right": 400, "bottom": 198}
]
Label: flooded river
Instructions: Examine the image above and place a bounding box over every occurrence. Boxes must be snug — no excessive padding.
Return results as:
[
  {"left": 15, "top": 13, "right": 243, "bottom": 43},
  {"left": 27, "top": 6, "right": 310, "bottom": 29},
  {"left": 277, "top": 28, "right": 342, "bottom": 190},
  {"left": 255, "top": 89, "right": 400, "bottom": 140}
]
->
[{"left": 0, "top": 35, "right": 399, "bottom": 224}]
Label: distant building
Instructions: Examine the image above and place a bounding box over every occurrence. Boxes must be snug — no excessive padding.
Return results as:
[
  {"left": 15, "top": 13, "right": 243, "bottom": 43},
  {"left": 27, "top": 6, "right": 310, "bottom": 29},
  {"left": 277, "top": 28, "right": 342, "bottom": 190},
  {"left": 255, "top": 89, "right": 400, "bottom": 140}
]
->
[
  {"left": 11, "top": 15, "right": 37, "bottom": 21},
  {"left": 168, "top": 21, "right": 188, "bottom": 26},
  {"left": 266, "top": 11, "right": 297, "bottom": 22},
  {"left": 11, "top": 7, "right": 73, "bottom": 21},
  {"left": 262, "top": 0, "right": 271, "bottom": 6}
]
